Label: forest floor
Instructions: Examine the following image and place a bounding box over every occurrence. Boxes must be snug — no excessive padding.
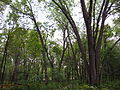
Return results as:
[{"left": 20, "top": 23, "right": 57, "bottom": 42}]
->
[{"left": 0, "top": 80, "right": 120, "bottom": 90}]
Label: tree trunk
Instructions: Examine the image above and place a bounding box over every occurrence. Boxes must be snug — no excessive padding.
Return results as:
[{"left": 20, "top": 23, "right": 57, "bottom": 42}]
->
[
  {"left": 52, "top": 0, "right": 88, "bottom": 77},
  {"left": 0, "top": 35, "right": 9, "bottom": 85},
  {"left": 11, "top": 53, "right": 20, "bottom": 82},
  {"left": 27, "top": 0, "right": 49, "bottom": 84}
]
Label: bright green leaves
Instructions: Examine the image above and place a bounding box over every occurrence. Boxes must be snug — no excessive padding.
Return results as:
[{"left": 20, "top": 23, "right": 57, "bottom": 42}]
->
[
  {"left": 9, "top": 28, "right": 26, "bottom": 48},
  {"left": 26, "top": 30, "right": 42, "bottom": 57},
  {"left": 48, "top": 40, "right": 62, "bottom": 55},
  {"left": 103, "top": 24, "right": 114, "bottom": 38},
  {"left": 7, "top": 27, "right": 42, "bottom": 58}
]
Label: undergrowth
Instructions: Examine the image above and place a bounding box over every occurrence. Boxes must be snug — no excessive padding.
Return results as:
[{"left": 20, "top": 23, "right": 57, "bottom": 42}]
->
[{"left": 0, "top": 80, "right": 120, "bottom": 90}]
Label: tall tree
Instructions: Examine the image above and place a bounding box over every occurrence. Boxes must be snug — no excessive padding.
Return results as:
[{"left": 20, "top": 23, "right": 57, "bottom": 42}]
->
[{"left": 51, "top": 0, "right": 120, "bottom": 85}]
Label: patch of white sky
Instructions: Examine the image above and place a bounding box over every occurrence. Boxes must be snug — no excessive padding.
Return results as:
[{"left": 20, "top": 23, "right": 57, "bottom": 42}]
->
[
  {"left": 28, "top": 0, "right": 63, "bottom": 41},
  {"left": 0, "top": 0, "right": 116, "bottom": 41},
  {"left": 72, "top": 0, "right": 114, "bottom": 26},
  {"left": 0, "top": 5, "right": 9, "bottom": 33}
]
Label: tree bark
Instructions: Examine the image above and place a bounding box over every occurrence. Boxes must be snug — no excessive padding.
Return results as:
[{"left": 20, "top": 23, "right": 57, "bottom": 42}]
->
[{"left": 80, "top": 0, "right": 97, "bottom": 85}]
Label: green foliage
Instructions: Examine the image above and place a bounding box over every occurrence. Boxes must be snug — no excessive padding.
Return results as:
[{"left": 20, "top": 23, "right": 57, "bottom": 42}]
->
[
  {"left": 0, "top": 1, "right": 5, "bottom": 13},
  {"left": 52, "top": 45, "right": 62, "bottom": 55},
  {"left": 29, "top": 74, "right": 43, "bottom": 83},
  {"left": 0, "top": 0, "right": 120, "bottom": 89},
  {"left": 0, "top": 0, "right": 11, "bottom": 4},
  {"left": 103, "top": 24, "right": 113, "bottom": 38},
  {"left": 26, "top": 30, "right": 42, "bottom": 57},
  {"left": 113, "top": 17, "right": 120, "bottom": 36},
  {"left": 100, "top": 81, "right": 120, "bottom": 90},
  {"left": 52, "top": 70, "right": 64, "bottom": 81},
  {"left": 2, "top": 80, "right": 120, "bottom": 90}
]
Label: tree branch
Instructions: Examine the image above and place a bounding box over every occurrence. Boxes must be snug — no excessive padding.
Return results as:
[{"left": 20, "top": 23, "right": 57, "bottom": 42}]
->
[
  {"left": 109, "top": 38, "right": 120, "bottom": 51},
  {"left": 94, "top": 0, "right": 105, "bottom": 42}
]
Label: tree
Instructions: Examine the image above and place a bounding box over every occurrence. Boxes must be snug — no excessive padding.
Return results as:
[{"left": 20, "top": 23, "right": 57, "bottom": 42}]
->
[
  {"left": 50, "top": 0, "right": 120, "bottom": 85},
  {"left": 0, "top": 0, "right": 120, "bottom": 87},
  {"left": 80, "top": 0, "right": 120, "bottom": 85}
]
